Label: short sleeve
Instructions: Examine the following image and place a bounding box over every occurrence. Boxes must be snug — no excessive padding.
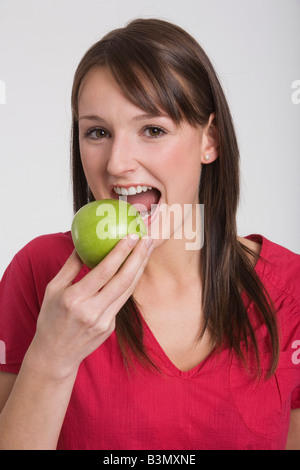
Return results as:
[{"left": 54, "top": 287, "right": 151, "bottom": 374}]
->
[
  {"left": 0, "top": 232, "right": 76, "bottom": 374},
  {"left": 0, "top": 251, "right": 40, "bottom": 374}
]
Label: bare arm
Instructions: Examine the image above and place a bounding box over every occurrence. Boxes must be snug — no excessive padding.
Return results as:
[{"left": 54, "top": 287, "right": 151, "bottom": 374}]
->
[
  {"left": 0, "top": 361, "right": 77, "bottom": 449},
  {"left": 0, "top": 235, "right": 153, "bottom": 449},
  {"left": 0, "top": 372, "right": 16, "bottom": 412},
  {"left": 285, "top": 409, "right": 300, "bottom": 450}
]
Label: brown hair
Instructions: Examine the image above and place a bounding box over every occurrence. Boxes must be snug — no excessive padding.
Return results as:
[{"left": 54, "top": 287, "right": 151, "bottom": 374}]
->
[{"left": 70, "top": 18, "right": 279, "bottom": 376}]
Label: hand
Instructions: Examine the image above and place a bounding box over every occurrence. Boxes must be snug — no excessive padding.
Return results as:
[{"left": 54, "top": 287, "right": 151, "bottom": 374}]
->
[{"left": 27, "top": 235, "right": 154, "bottom": 379}]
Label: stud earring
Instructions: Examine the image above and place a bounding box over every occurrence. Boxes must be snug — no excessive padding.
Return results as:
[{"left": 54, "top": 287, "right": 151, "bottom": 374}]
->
[{"left": 204, "top": 155, "right": 210, "bottom": 161}]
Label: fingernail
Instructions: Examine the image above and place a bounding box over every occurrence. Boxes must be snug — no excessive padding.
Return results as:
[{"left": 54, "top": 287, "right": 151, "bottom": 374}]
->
[{"left": 128, "top": 234, "right": 140, "bottom": 247}]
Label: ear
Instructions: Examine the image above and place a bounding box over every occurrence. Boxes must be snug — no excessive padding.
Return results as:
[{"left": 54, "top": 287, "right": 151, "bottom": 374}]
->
[{"left": 201, "top": 113, "right": 219, "bottom": 164}]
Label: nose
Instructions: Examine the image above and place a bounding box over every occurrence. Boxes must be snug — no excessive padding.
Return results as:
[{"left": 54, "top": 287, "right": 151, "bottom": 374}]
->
[{"left": 106, "top": 133, "right": 139, "bottom": 177}]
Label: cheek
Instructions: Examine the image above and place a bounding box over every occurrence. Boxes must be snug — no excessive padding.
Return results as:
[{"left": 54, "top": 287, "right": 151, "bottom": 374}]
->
[
  {"left": 78, "top": 146, "right": 108, "bottom": 199},
  {"left": 79, "top": 142, "right": 106, "bottom": 181},
  {"left": 160, "top": 140, "right": 202, "bottom": 193}
]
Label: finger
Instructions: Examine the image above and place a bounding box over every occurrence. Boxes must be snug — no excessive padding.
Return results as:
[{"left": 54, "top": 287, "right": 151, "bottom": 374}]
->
[
  {"left": 98, "top": 245, "right": 152, "bottom": 326},
  {"left": 70, "top": 234, "right": 146, "bottom": 297},
  {"left": 93, "top": 236, "right": 153, "bottom": 313},
  {"left": 51, "top": 250, "right": 83, "bottom": 289}
]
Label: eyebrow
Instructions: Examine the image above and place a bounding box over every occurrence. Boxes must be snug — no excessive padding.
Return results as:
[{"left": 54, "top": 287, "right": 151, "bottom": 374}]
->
[
  {"left": 132, "top": 113, "right": 168, "bottom": 121},
  {"left": 79, "top": 113, "right": 168, "bottom": 122},
  {"left": 79, "top": 115, "right": 104, "bottom": 122}
]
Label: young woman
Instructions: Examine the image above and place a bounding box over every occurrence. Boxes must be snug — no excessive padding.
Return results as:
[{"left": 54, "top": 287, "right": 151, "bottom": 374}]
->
[{"left": 0, "top": 18, "right": 299, "bottom": 450}]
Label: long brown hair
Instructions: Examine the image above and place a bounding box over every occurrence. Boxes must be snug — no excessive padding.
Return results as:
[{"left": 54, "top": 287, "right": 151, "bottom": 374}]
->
[{"left": 70, "top": 18, "right": 279, "bottom": 376}]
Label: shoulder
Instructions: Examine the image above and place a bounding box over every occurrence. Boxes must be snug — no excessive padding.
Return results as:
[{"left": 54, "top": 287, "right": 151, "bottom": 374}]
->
[
  {"left": 16, "top": 231, "right": 74, "bottom": 263},
  {"left": 246, "top": 234, "right": 300, "bottom": 303},
  {"left": 17, "top": 231, "right": 74, "bottom": 260},
  {"left": 13, "top": 231, "right": 75, "bottom": 287},
  {"left": 246, "top": 234, "right": 300, "bottom": 344}
]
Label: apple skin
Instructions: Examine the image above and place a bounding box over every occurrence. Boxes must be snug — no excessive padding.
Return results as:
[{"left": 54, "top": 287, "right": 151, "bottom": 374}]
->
[{"left": 71, "top": 199, "right": 147, "bottom": 269}]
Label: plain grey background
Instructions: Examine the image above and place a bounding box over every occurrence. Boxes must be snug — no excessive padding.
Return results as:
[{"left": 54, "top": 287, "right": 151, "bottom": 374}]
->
[{"left": 0, "top": 0, "right": 299, "bottom": 277}]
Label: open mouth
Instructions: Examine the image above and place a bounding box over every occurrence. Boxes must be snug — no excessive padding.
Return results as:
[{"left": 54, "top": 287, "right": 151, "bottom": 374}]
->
[{"left": 111, "top": 185, "right": 161, "bottom": 226}]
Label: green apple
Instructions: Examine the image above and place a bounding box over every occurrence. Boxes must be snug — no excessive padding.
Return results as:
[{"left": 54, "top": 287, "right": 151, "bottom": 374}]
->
[{"left": 71, "top": 199, "right": 147, "bottom": 269}]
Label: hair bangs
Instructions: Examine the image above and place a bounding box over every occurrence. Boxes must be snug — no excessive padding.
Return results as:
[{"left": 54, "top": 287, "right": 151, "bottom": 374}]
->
[{"left": 104, "top": 35, "right": 201, "bottom": 125}]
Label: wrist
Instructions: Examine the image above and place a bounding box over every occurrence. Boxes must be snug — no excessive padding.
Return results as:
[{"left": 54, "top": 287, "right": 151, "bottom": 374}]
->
[{"left": 23, "top": 337, "right": 79, "bottom": 382}]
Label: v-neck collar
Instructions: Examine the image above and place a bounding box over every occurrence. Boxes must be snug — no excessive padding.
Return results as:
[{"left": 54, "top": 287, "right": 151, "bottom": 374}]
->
[
  {"left": 141, "top": 314, "right": 219, "bottom": 378},
  {"left": 137, "top": 234, "right": 268, "bottom": 378}
]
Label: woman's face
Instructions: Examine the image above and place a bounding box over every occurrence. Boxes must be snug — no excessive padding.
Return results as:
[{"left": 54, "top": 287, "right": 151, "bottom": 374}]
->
[{"left": 77, "top": 67, "right": 216, "bottom": 241}]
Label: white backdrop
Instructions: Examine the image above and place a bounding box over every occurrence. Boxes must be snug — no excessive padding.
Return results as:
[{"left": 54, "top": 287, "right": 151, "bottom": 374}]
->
[{"left": 0, "top": 0, "right": 299, "bottom": 277}]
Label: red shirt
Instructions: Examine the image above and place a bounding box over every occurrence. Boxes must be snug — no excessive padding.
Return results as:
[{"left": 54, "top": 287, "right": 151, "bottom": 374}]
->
[{"left": 0, "top": 232, "right": 299, "bottom": 450}]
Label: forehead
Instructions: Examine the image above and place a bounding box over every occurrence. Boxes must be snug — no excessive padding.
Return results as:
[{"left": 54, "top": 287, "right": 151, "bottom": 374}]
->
[
  {"left": 77, "top": 66, "right": 169, "bottom": 120},
  {"left": 78, "top": 67, "right": 123, "bottom": 102}
]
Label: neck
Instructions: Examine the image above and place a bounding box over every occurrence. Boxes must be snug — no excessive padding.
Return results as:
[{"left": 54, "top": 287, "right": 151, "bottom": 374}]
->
[
  {"left": 142, "top": 200, "right": 203, "bottom": 287},
  {"left": 140, "top": 236, "right": 202, "bottom": 290}
]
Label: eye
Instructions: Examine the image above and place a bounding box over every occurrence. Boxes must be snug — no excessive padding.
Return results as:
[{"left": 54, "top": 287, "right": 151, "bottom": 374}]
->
[
  {"left": 84, "top": 127, "right": 111, "bottom": 140},
  {"left": 143, "top": 126, "right": 166, "bottom": 138}
]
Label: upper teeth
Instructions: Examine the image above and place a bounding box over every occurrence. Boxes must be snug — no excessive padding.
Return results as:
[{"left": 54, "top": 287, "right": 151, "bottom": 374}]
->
[{"left": 113, "top": 185, "right": 153, "bottom": 196}]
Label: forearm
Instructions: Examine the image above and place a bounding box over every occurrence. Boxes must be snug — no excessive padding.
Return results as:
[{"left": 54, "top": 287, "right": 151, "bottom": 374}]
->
[
  {"left": 0, "top": 347, "right": 77, "bottom": 450},
  {"left": 0, "top": 238, "right": 151, "bottom": 450}
]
